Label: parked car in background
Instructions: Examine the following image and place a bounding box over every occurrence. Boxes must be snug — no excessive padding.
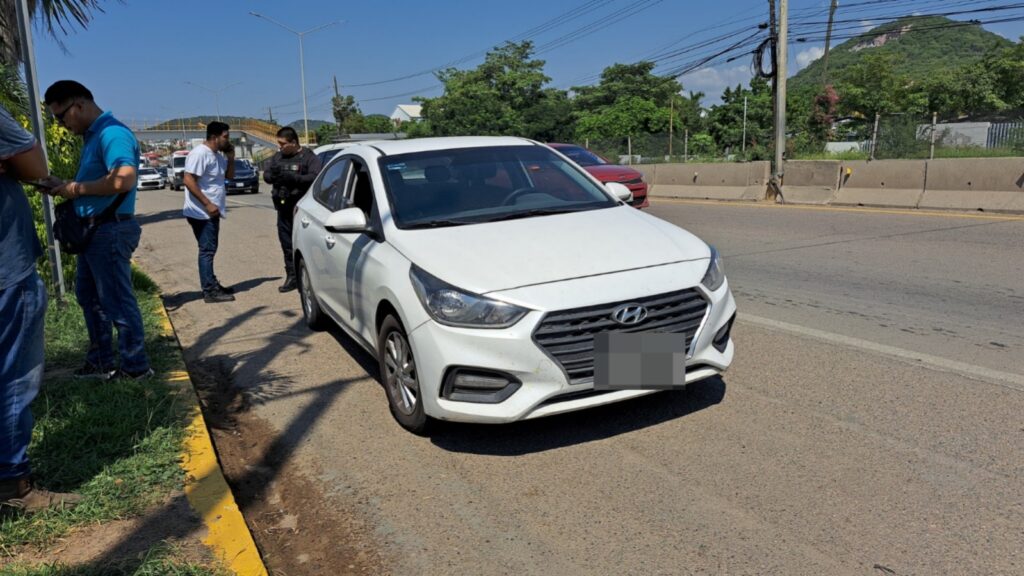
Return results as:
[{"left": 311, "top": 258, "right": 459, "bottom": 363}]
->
[
  {"left": 547, "top": 143, "right": 649, "bottom": 208},
  {"left": 293, "top": 136, "right": 735, "bottom": 434},
  {"left": 312, "top": 142, "right": 357, "bottom": 168},
  {"left": 226, "top": 158, "right": 259, "bottom": 194},
  {"left": 137, "top": 167, "right": 165, "bottom": 190},
  {"left": 169, "top": 151, "right": 188, "bottom": 190}
]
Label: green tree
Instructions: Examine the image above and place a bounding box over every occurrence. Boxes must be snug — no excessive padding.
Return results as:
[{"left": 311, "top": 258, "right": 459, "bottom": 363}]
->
[
  {"left": 572, "top": 61, "right": 681, "bottom": 112},
  {"left": 834, "top": 52, "right": 927, "bottom": 119},
  {"left": 708, "top": 77, "right": 772, "bottom": 155},
  {"left": 363, "top": 113, "right": 395, "bottom": 133},
  {"left": 419, "top": 41, "right": 561, "bottom": 138},
  {"left": 922, "top": 66, "right": 1005, "bottom": 118},
  {"left": 574, "top": 96, "right": 668, "bottom": 141},
  {"left": 983, "top": 38, "right": 1024, "bottom": 110},
  {"left": 331, "top": 93, "right": 361, "bottom": 134},
  {"left": 315, "top": 123, "right": 338, "bottom": 144}
]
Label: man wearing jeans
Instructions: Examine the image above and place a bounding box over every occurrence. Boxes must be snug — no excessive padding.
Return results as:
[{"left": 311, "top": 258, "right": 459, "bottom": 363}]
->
[
  {"left": 0, "top": 104, "right": 82, "bottom": 512},
  {"left": 183, "top": 121, "right": 235, "bottom": 303},
  {"left": 44, "top": 80, "right": 153, "bottom": 381}
]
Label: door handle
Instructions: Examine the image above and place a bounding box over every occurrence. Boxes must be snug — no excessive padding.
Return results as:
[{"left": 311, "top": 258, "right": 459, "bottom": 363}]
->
[
  {"left": 300, "top": 217, "right": 311, "bottom": 227},
  {"left": 325, "top": 235, "right": 336, "bottom": 248}
]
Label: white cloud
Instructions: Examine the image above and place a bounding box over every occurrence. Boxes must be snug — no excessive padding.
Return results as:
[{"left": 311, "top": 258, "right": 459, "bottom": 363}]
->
[
  {"left": 859, "top": 20, "right": 877, "bottom": 33},
  {"left": 795, "top": 46, "right": 825, "bottom": 70},
  {"left": 678, "top": 65, "right": 753, "bottom": 103}
]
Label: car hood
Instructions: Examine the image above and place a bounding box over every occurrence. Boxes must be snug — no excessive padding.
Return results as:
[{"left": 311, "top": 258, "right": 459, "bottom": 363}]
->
[
  {"left": 584, "top": 164, "right": 643, "bottom": 182},
  {"left": 139, "top": 174, "right": 160, "bottom": 179},
  {"left": 389, "top": 205, "right": 710, "bottom": 294}
]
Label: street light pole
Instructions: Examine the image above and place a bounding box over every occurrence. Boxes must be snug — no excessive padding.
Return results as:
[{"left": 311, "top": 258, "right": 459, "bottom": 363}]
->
[
  {"left": 184, "top": 81, "right": 241, "bottom": 122},
  {"left": 250, "top": 12, "right": 342, "bottom": 145}
]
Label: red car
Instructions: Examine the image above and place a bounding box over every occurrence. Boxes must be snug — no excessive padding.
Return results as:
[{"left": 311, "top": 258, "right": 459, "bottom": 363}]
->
[{"left": 548, "top": 143, "right": 649, "bottom": 209}]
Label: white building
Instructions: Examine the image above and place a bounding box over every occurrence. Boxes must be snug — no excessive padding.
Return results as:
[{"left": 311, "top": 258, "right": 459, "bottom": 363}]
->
[{"left": 389, "top": 104, "right": 422, "bottom": 126}]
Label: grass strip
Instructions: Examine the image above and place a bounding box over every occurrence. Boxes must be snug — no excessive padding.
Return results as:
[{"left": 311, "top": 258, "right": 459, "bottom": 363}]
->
[{"left": 0, "top": 268, "right": 221, "bottom": 575}]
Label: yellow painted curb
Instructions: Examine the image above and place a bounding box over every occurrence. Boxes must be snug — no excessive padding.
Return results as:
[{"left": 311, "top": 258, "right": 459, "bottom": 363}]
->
[{"left": 154, "top": 305, "right": 269, "bottom": 576}]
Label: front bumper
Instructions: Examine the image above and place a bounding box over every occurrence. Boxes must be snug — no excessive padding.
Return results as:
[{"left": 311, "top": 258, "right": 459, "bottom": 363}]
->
[
  {"left": 407, "top": 279, "right": 735, "bottom": 423},
  {"left": 226, "top": 179, "right": 258, "bottom": 193},
  {"left": 138, "top": 179, "right": 163, "bottom": 189}
]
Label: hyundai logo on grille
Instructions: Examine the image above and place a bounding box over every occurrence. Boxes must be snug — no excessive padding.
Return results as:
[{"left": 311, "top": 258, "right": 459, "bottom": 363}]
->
[{"left": 611, "top": 304, "right": 648, "bottom": 325}]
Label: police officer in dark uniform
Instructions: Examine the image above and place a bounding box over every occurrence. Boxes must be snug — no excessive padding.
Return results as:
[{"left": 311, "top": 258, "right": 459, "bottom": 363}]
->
[{"left": 264, "top": 127, "right": 322, "bottom": 292}]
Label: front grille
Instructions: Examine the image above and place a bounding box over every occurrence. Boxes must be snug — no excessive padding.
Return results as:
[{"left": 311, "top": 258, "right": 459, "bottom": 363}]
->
[{"left": 533, "top": 289, "right": 708, "bottom": 384}]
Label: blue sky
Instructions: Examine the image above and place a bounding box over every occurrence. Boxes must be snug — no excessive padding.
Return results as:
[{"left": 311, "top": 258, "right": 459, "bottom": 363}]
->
[{"left": 30, "top": 0, "right": 1024, "bottom": 126}]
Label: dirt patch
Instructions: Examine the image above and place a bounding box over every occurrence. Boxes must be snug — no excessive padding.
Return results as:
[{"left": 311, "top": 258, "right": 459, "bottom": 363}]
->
[
  {"left": 2, "top": 494, "right": 211, "bottom": 570},
  {"left": 187, "top": 356, "right": 389, "bottom": 575}
]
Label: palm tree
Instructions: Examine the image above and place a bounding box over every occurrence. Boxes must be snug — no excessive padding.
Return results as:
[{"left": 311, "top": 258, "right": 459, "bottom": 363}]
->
[
  {"left": 0, "top": 0, "right": 106, "bottom": 113},
  {"left": 0, "top": 0, "right": 106, "bottom": 65}
]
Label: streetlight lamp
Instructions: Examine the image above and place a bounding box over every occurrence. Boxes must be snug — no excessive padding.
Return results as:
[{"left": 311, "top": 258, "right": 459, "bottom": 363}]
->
[
  {"left": 250, "top": 12, "right": 342, "bottom": 145},
  {"left": 184, "top": 81, "right": 242, "bottom": 122}
]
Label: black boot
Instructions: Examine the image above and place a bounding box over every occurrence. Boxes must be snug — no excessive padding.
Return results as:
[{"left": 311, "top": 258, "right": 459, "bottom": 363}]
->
[{"left": 278, "top": 274, "right": 297, "bottom": 293}]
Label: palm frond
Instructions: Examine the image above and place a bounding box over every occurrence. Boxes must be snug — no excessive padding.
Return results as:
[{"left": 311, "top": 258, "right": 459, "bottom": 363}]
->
[{"left": 0, "top": 0, "right": 110, "bottom": 65}]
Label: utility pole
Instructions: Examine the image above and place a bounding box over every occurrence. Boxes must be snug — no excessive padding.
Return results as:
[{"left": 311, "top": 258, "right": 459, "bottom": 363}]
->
[
  {"left": 742, "top": 95, "right": 748, "bottom": 154},
  {"left": 870, "top": 112, "right": 880, "bottom": 160},
  {"left": 268, "top": 106, "right": 274, "bottom": 124},
  {"left": 772, "top": 0, "right": 789, "bottom": 191},
  {"left": 16, "top": 0, "right": 65, "bottom": 298},
  {"left": 929, "top": 111, "right": 938, "bottom": 160},
  {"left": 333, "top": 75, "right": 342, "bottom": 139},
  {"left": 821, "top": 0, "right": 839, "bottom": 88},
  {"left": 668, "top": 95, "right": 674, "bottom": 158}
]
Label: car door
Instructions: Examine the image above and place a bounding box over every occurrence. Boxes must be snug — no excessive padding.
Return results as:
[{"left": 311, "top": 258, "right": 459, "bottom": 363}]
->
[
  {"left": 296, "top": 157, "right": 351, "bottom": 317},
  {"left": 321, "top": 154, "right": 385, "bottom": 339}
]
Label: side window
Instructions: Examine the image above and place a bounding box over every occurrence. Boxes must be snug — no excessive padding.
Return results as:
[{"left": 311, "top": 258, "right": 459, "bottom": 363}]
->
[
  {"left": 345, "top": 160, "right": 375, "bottom": 219},
  {"left": 313, "top": 158, "right": 350, "bottom": 209}
]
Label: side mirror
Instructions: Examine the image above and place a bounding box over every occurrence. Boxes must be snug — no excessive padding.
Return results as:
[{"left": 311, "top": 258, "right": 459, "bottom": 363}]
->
[
  {"left": 606, "top": 181, "right": 633, "bottom": 203},
  {"left": 324, "top": 207, "right": 368, "bottom": 233}
]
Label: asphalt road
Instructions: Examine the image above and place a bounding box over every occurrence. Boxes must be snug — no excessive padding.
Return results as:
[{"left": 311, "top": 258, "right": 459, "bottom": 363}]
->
[{"left": 134, "top": 186, "right": 1024, "bottom": 575}]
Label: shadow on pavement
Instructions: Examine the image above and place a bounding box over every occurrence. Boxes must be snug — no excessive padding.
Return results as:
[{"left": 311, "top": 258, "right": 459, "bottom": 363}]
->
[
  {"left": 429, "top": 376, "right": 727, "bottom": 456},
  {"left": 135, "top": 208, "right": 186, "bottom": 227},
  {"left": 162, "top": 276, "right": 278, "bottom": 309}
]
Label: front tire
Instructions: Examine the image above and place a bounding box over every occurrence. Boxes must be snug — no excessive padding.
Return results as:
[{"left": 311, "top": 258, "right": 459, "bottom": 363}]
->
[
  {"left": 378, "top": 315, "right": 431, "bottom": 435},
  {"left": 297, "top": 258, "right": 328, "bottom": 331}
]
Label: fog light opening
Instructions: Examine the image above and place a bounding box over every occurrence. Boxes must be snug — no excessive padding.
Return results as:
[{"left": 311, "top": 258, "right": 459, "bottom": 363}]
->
[
  {"left": 442, "top": 368, "right": 522, "bottom": 404},
  {"left": 712, "top": 314, "right": 735, "bottom": 353}
]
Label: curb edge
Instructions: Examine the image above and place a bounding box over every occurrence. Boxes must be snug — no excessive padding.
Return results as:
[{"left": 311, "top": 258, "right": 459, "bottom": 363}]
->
[{"left": 154, "top": 303, "right": 269, "bottom": 576}]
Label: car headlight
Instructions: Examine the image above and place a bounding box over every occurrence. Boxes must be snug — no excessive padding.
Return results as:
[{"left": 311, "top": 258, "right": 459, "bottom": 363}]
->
[
  {"left": 410, "top": 265, "right": 528, "bottom": 329},
  {"left": 701, "top": 245, "right": 725, "bottom": 291}
]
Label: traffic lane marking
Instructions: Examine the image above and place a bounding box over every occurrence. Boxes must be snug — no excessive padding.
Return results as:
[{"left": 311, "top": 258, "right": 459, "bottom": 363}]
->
[
  {"left": 739, "top": 313, "right": 1024, "bottom": 393},
  {"left": 651, "top": 198, "right": 1024, "bottom": 221}
]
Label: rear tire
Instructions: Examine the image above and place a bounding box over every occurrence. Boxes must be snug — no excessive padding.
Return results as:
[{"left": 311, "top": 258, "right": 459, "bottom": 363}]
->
[
  {"left": 297, "top": 258, "right": 328, "bottom": 331},
  {"left": 378, "top": 315, "right": 431, "bottom": 435}
]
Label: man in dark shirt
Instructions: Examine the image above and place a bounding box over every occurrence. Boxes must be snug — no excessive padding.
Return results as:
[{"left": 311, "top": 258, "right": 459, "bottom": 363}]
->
[
  {"left": 0, "top": 104, "right": 81, "bottom": 513},
  {"left": 263, "top": 127, "right": 321, "bottom": 292}
]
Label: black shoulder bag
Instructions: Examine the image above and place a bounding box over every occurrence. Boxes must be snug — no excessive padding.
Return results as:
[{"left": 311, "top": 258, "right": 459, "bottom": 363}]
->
[{"left": 53, "top": 191, "right": 129, "bottom": 255}]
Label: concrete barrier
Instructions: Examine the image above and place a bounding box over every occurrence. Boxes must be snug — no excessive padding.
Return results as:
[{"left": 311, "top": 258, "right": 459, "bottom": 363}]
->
[
  {"left": 782, "top": 160, "right": 840, "bottom": 205},
  {"left": 919, "top": 158, "right": 1024, "bottom": 212},
  {"left": 834, "top": 160, "right": 927, "bottom": 208},
  {"left": 646, "top": 161, "right": 768, "bottom": 200}
]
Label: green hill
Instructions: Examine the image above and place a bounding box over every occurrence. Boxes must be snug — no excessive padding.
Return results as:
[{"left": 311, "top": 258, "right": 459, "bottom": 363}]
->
[
  {"left": 287, "top": 119, "right": 332, "bottom": 131},
  {"left": 147, "top": 116, "right": 274, "bottom": 130},
  {"left": 791, "top": 16, "right": 1014, "bottom": 92}
]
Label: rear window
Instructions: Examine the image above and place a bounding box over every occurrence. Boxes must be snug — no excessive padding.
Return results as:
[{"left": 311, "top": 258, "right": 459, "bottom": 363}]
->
[
  {"left": 554, "top": 145, "right": 606, "bottom": 167},
  {"left": 172, "top": 156, "right": 186, "bottom": 168}
]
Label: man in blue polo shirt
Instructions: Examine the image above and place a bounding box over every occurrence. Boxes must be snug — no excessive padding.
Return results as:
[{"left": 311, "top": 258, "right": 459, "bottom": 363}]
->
[{"left": 44, "top": 80, "right": 152, "bottom": 380}]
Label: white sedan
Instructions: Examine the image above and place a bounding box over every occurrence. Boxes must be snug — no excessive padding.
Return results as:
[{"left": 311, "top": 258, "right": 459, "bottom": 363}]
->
[{"left": 293, "top": 136, "right": 736, "bottom": 434}]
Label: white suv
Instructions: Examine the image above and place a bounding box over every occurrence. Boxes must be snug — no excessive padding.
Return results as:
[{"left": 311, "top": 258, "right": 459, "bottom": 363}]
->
[{"left": 293, "top": 136, "right": 736, "bottom": 434}]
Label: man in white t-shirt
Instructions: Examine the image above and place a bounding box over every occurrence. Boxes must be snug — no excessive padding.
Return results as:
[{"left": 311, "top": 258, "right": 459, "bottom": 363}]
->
[{"left": 183, "top": 121, "right": 236, "bottom": 303}]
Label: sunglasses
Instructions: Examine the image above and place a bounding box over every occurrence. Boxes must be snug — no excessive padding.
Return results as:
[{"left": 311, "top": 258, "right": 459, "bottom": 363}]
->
[{"left": 53, "top": 101, "right": 77, "bottom": 124}]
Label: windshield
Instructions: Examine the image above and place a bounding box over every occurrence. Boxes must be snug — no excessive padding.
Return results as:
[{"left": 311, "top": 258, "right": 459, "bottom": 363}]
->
[
  {"left": 172, "top": 156, "right": 186, "bottom": 168},
  {"left": 233, "top": 159, "right": 251, "bottom": 171},
  {"left": 138, "top": 168, "right": 157, "bottom": 175},
  {"left": 553, "top": 145, "right": 607, "bottom": 167},
  {"left": 379, "top": 145, "right": 617, "bottom": 229}
]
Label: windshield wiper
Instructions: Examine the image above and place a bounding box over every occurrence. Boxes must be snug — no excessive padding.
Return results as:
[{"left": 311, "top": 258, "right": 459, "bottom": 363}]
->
[
  {"left": 404, "top": 218, "right": 479, "bottom": 229},
  {"left": 484, "top": 208, "right": 586, "bottom": 223}
]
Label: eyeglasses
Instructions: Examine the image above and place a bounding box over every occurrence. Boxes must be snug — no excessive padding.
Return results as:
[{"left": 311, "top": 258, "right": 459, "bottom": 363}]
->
[{"left": 53, "top": 101, "right": 76, "bottom": 124}]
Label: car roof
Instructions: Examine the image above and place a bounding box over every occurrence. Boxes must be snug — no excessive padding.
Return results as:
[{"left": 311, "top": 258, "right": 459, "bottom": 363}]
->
[{"left": 343, "top": 136, "right": 539, "bottom": 157}]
